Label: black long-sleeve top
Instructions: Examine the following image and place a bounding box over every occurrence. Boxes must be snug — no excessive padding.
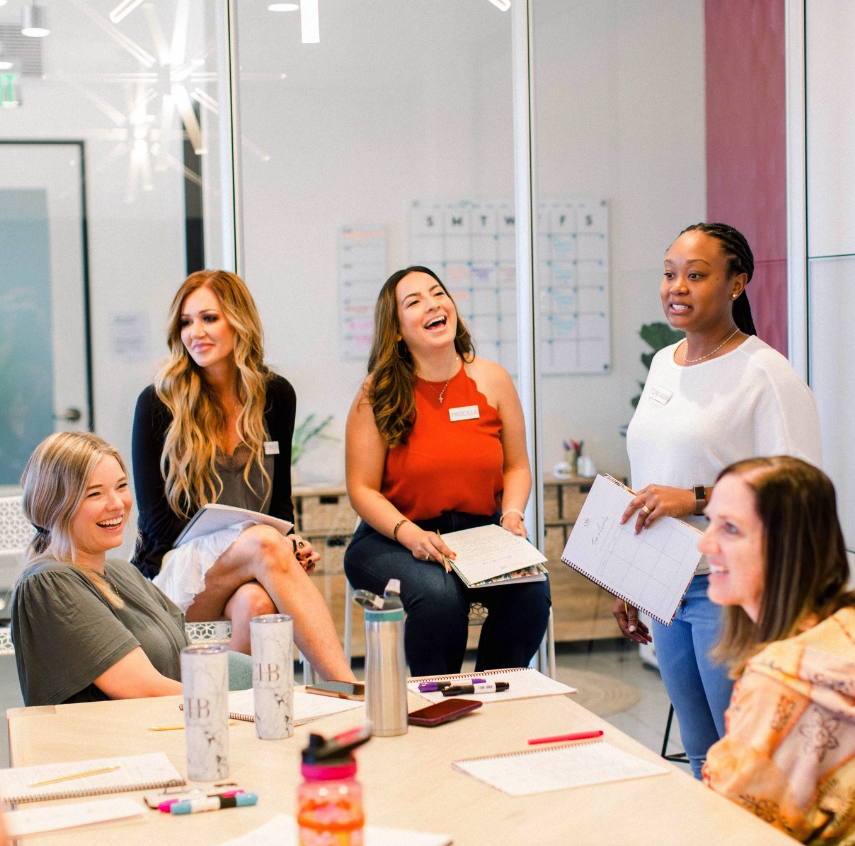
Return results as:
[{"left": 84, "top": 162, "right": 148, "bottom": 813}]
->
[{"left": 130, "top": 375, "right": 297, "bottom": 579}]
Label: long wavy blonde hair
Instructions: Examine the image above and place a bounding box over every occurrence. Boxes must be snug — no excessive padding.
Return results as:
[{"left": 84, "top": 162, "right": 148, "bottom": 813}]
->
[
  {"left": 367, "top": 266, "right": 474, "bottom": 447},
  {"left": 155, "top": 270, "right": 272, "bottom": 518},
  {"left": 20, "top": 432, "right": 125, "bottom": 608}
]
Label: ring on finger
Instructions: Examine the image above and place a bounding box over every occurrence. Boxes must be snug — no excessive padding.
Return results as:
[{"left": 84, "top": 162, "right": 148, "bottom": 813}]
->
[
  {"left": 640, "top": 505, "right": 651, "bottom": 516},
  {"left": 424, "top": 553, "right": 430, "bottom": 561}
]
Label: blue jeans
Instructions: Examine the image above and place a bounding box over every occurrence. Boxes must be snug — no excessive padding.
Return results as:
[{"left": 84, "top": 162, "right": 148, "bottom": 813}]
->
[
  {"left": 344, "top": 511, "right": 551, "bottom": 677},
  {"left": 651, "top": 574, "right": 734, "bottom": 779}
]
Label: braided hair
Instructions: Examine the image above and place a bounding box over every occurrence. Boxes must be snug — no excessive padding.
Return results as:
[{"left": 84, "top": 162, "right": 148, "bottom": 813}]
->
[{"left": 680, "top": 223, "right": 757, "bottom": 336}]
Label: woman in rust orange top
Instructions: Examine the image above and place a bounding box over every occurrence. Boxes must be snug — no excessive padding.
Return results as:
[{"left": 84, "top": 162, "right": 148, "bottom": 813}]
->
[{"left": 345, "top": 266, "right": 551, "bottom": 675}]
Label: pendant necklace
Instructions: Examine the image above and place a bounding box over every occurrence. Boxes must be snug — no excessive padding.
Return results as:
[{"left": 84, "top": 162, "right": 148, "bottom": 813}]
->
[
  {"left": 682, "top": 325, "right": 740, "bottom": 364},
  {"left": 426, "top": 356, "right": 460, "bottom": 404}
]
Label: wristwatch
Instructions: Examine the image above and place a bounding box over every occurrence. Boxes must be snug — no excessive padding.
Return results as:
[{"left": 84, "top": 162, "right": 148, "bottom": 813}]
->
[{"left": 693, "top": 484, "right": 707, "bottom": 516}]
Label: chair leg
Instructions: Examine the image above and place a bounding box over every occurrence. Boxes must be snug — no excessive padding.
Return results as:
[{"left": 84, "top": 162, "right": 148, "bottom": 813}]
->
[
  {"left": 301, "top": 652, "right": 317, "bottom": 686},
  {"left": 344, "top": 578, "right": 355, "bottom": 665},
  {"left": 661, "top": 703, "right": 690, "bottom": 764},
  {"left": 532, "top": 608, "right": 556, "bottom": 678}
]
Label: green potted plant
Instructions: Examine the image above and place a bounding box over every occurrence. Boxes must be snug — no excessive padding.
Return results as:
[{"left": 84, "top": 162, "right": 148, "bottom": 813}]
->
[
  {"left": 631, "top": 322, "right": 683, "bottom": 409},
  {"left": 291, "top": 414, "right": 335, "bottom": 484}
]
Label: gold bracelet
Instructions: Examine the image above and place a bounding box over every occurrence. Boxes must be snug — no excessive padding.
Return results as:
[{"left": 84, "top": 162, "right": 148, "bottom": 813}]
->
[
  {"left": 392, "top": 518, "right": 408, "bottom": 543},
  {"left": 500, "top": 509, "right": 526, "bottom": 525}
]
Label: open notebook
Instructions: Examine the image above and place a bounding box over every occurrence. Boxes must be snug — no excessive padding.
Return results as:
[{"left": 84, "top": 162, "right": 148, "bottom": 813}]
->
[
  {"left": 408, "top": 668, "right": 575, "bottom": 704},
  {"left": 0, "top": 752, "right": 184, "bottom": 804},
  {"left": 228, "top": 688, "right": 364, "bottom": 724},
  {"left": 561, "top": 474, "right": 702, "bottom": 624}
]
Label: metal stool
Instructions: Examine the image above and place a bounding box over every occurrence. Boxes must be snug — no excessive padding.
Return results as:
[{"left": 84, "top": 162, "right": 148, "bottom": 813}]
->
[{"left": 661, "top": 703, "right": 690, "bottom": 764}]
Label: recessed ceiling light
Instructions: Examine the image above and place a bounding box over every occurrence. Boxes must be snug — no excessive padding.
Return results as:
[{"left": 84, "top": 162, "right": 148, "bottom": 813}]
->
[
  {"left": 269, "top": 3, "right": 299, "bottom": 11},
  {"left": 21, "top": 3, "right": 50, "bottom": 37},
  {"left": 0, "top": 61, "right": 12, "bottom": 70}
]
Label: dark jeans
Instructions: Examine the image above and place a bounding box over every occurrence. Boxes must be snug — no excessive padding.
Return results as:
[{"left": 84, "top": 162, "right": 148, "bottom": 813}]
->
[{"left": 344, "top": 511, "right": 551, "bottom": 676}]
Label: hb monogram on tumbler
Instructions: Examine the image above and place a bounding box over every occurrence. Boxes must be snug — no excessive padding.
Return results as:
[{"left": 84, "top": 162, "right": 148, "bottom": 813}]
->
[
  {"left": 250, "top": 614, "right": 295, "bottom": 740},
  {"left": 181, "top": 643, "right": 230, "bottom": 781}
]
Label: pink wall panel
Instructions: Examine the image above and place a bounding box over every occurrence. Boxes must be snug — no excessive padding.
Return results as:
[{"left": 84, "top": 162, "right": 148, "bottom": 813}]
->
[{"left": 705, "top": 0, "right": 787, "bottom": 354}]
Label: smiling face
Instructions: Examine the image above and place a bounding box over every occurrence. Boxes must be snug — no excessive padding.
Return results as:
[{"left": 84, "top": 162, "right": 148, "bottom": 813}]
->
[
  {"left": 180, "top": 284, "right": 238, "bottom": 375},
  {"left": 70, "top": 455, "right": 133, "bottom": 569},
  {"left": 395, "top": 271, "right": 458, "bottom": 357},
  {"left": 660, "top": 230, "right": 746, "bottom": 336},
  {"left": 700, "top": 473, "right": 766, "bottom": 622}
]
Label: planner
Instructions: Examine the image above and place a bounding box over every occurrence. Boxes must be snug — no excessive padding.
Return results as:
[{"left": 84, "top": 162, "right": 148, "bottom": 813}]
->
[
  {"left": 561, "top": 474, "right": 702, "bottom": 624},
  {"left": 175, "top": 503, "right": 293, "bottom": 546},
  {"left": 440, "top": 524, "right": 548, "bottom": 588},
  {"left": 408, "top": 667, "right": 575, "bottom": 703},
  {"left": 0, "top": 752, "right": 184, "bottom": 804},
  {"left": 453, "top": 740, "right": 668, "bottom": 796}
]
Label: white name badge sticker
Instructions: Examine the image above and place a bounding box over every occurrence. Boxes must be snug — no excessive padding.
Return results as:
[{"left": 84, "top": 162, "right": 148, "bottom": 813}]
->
[
  {"left": 264, "top": 441, "right": 280, "bottom": 455},
  {"left": 449, "top": 405, "right": 480, "bottom": 422},
  {"left": 648, "top": 386, "right": 673, "bottom": 406}
]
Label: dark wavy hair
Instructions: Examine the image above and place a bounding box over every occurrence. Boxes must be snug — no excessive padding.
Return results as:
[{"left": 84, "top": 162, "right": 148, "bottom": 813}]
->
[
  {"left": 712, "top": 456, "right": 852, "bottom": 674},
  {"left": 366, "top": 266, "right": 474, "bottom": 446},
  {"left": 679, "top": 222, "right": 757, "bottom": 336}
]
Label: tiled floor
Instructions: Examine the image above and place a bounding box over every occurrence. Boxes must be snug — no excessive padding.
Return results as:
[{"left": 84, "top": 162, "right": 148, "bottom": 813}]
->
[{"left": 0, "top": 639, "right": 691, "bottom": 775}]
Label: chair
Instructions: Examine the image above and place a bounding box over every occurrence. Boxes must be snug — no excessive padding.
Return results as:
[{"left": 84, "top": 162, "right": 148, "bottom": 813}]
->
[
  {"left": 661, "top": 703, "right": 690, "bottom": 764},
  {"left": 0, "top": 495, "right": 35, "bottom": 618},
  {"left": 343, "top": 577, "right": 556, "bottom": 677}
]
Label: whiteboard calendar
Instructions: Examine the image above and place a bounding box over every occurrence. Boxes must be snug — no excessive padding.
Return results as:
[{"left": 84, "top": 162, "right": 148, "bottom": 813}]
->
[{"left": 409, "top": 199, "right": 610, "bottom": 375}]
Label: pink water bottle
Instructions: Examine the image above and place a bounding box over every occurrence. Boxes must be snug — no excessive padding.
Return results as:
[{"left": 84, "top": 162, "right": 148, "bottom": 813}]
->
[{"left": 297, "top": 726, "right": 371, "bottom": 846}]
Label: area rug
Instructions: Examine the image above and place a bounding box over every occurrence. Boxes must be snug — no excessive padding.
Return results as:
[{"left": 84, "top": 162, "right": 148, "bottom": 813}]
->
[{"left": 555, "top": 667, "right": 642, "bottom": 717}]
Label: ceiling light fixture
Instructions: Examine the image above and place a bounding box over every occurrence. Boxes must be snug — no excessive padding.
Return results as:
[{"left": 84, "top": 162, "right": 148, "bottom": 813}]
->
[
  {"left": 21, "top": 3, "right": 50, "bottom": 37},
  {"left": 269, "top": 3, "right": 299, "bottom": 10},
  {"left": 110, "top": 0, "right": 146, "bottom": 25},
  {"left": 300, "top": 0, "right": 319, "bottom": 43},
  {"left": 486, "top": 0, "right": 511, "bottom": 10}
]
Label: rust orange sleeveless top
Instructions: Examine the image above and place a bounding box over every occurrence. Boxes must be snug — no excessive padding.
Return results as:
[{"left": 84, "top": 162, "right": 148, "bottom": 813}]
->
[{"left": 381, "top": 365, "right": 504, "bottom": 521}]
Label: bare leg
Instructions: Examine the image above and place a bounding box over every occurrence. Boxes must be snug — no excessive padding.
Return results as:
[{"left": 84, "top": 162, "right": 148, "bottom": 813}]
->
[
  {"left": 186, "top": 525, "right": 356, "bottom": 682},
  {"left": 223, "top": 582, "right": 276, "bottom": 654}
]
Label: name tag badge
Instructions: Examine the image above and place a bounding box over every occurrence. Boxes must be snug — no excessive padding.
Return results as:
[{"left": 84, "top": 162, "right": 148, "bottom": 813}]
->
[
  {"left": 449, "top": 405, "right": 480, "bottom": 422},
  {"left": 264, "top": 441, "right": 280, "bottom": 455},
  {"left": 648, "top": 386, "right": 673, "bottom": 406}
]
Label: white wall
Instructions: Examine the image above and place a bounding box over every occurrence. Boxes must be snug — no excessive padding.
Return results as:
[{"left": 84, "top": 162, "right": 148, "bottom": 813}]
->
[
  {"left": 805, "top": 0, "right": 855, "bottom": 552},
  {"left": 237, "top": 0, "right": 707, "bottom": 485}
]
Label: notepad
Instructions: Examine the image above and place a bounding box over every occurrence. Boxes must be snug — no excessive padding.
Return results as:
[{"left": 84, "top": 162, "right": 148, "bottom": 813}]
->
[
  {"left": 175, "top": 503, "right": 293, "bottom": 547},
  {"left": 5, "top": 797, "right": 146, "bottom": 837},
  {"left": 227, "top": 688, "right": 365, "bottom": 724},
  {"left": 217, "top": 813, "right": 452, "bottom": 846},
  {"left": 408, "top": 667, "right": 575, "bottom": 703},
  {"left": 0, "top": 752, "right": 184, "bottom": 804},
  {"left": 441, "top": 524, "right": 548, "bottom": 588},
  {"left": 561, "top": 474, "right": 702, "bottom": 624},
  {"left": 453, "top": 740, "right": 668, "bottom": 795}
]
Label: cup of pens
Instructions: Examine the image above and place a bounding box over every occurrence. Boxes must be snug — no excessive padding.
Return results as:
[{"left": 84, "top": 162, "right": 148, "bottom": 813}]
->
[
  {"left": 181, "top": 643, "right": 230, "bottom": 781},
  {"left": 250, "top": 613, "right": 294, "bottom": 740}
]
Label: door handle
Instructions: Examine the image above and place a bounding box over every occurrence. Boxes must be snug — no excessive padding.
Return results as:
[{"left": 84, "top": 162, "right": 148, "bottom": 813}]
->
[{"left": 55, "top": 407, "right": 82, "bottom": 422}]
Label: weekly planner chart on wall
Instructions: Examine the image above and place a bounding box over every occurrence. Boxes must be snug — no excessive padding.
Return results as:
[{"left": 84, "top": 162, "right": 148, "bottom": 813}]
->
[{"left": 408, "top": 199, "right": 611, "bottom": 375}]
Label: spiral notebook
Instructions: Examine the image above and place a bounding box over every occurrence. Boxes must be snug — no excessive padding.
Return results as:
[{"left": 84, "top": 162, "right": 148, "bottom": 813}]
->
[
  {"left": 175, "top": 503, "right": 293, "bottom": 547},
  {"left": 453, "top": 740, "right": 668, "bottom": 796},
  {"left": 227, "top": 688, "right": 364, "bottom": 724},
  {"left": 560, "top": 474, "right": 702, "bottom": 625},
  {"left": 408, "top": 667, "right": 575, "bottom": 703},
  {"left": 0, "top": 752, "right": 185, "bottom": 805}
]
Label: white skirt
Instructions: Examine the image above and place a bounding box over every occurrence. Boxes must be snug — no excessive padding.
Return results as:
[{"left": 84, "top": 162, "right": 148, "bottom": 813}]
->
[{"left": 153, "top": 520, "right": 256, "bottom": 614}]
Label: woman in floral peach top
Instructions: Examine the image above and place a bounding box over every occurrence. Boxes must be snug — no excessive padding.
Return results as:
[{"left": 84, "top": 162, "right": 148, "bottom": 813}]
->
[{"left": 700, "top": 455, "right": 855, "bottom": 844}]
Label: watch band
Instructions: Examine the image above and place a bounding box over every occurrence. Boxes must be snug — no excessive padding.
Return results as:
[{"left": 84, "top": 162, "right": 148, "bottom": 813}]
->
[{"left": 693, "top": 484, "right": 707, "bottom": 516}]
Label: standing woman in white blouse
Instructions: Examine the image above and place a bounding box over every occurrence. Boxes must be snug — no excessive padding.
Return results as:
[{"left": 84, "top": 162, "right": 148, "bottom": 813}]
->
[{"left": 615, "top": 223, "right": 822, "bottom": 779}]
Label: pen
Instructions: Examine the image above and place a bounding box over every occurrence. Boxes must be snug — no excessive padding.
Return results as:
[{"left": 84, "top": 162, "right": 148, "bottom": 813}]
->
[
  {"left": 29, "top": 765, "right": 121, "bottom": 787},
  {"left": 435, "top": 530, "right": 452, "bottom": 572},
  {"left": 442, "top": 681, "right": 509, "bottom": 696},
  {"left": 624, "top": 600, "right": 636, "bottom": 633},
  {"left": 171, "top": 792, "right": 258, "bottom": 814},
  {"left": 159, "top": 790, "right": 243, "bottom": 812},
  {"left": 527, "top": 730, "right": 604, "bottom": 745},
  {"left": 418, "top": 678, "right": 486, "bottom": 693}
]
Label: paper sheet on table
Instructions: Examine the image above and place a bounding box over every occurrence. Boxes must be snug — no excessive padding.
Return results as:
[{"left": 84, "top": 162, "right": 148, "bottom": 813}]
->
[
  {"left": 228, "top": 687, "right": 365, "bottom": 724},
  {"left": 216, "top": 813, "right": 452, "bottom": 846},
  {"left": 5, "top": 797, "right": 145, "bottom": 837},
  {"left": 441, "top": 523, "right": 547, "bottom": 586},
  {"left": 408, "top": 667, "right": 575, "bottom": 703},
  {"left": 453, "top": 740, "right": 668, "bottom": 796},
  {"left": 561, "top": 474, "right": 702, "bottom": 625}
]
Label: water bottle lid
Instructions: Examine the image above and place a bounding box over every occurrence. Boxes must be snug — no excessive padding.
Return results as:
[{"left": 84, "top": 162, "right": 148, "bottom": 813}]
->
[
  {"left": 301, "top": 727, "right": 370, "bottom": 769},
  {"left": 384, "top": 578, "right": 401, "bottom": 596}
]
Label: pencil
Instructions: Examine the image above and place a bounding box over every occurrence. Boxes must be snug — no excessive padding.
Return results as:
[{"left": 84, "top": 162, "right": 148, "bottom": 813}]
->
[
  {"left": 435, "top": 530, "right": 452, "bottom": 572},
  {"left": 30, "top": 765, "right": 121, "bottom": 787}
]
